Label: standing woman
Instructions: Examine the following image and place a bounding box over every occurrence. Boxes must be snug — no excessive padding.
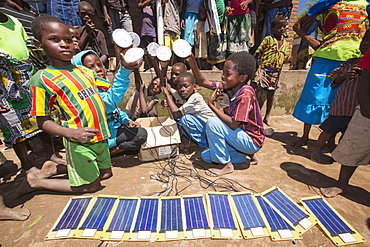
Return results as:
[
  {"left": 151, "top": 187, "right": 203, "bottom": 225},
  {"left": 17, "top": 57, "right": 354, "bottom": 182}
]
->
[{"left": 292, "top": 0, "right": 368, "bottom": 148}]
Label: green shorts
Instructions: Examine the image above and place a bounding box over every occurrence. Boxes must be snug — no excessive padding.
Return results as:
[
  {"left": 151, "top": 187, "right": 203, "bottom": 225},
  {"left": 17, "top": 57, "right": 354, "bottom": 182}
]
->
[{"left": 64, "top": 138, "right": 112, "bottom": 187}]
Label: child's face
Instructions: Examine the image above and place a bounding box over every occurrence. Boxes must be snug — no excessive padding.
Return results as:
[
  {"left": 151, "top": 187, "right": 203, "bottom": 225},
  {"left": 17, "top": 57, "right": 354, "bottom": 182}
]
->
[
  {"left": 272, "top": 20, "right": 287, "bottom": 38},
  {"left": 83, "top": 54, "right": 106, "bottom": 79},
  {"left": 177, "top": 77, "right": 195, "bottom": 100},
  {"left": 78, "top": 6, "right": 94, "bottom": 25},
  {"left": 221, "top": 60, "right": 247, "bottom": 90},
  {"left": 148, "top": 78, "right": 161, "bottom": 96},
  {"left": 37, "top": 22, "right": 74, "bottom": 67},
  {"left": 170, "top": 66, "right": 184, "bottom": 88},
  {"left": 360, "top": 31, "right": 370, "bottom": 55},
  {"left": 69, "top": 28, "right": 81, "bottom": 53}
]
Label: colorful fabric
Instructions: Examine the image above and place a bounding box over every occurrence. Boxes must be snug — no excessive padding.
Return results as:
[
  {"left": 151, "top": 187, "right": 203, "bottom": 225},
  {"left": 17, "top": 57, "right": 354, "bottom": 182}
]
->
[
  {"left": 312, "top": 0, "right": 368, "bottom": 61},
  {"left": 214, "top": 0, "right": 226, "bottom": 23},
  {"left": 0, "top": 14, "right": 29, "bottom": 61},
  {"left": 330, "top": 58, "right": 361, "bottom": 116},
  {"left": 29, "top": 64, "right": 110, "bottom": 143},
  {"left": 207, "top": 23, "right": 227, "bottom": 64},
  {"left": 256, "top": 36, "right": 290, "bottom": 71},
  {"left": 179, "top": 92, "right": 215, "bottom": 122},
  {"left": 226, "top": 85, "right": 265, "bottom": 148},
  {"left": 194, "top": 20, "right": 207, "bottom": 58},
  {"left": 227, "top": 13, "right": 251, "bottom": 53},
  {"left": 357, "top": 48, "right": 370, "bottom": 68},
  {"left": 185, "top": 0, "right": 203, "bottom": 13},
  {"left": 64, "top": 139, "right": 111, "bottom": 187},
  {"left": 47, "top": 0, "right": 81, "bottom": 26},
  {"left": 332, "top": 108, "right": 370, "bottom": 166},
  {"left": 230, "top": 0, "right": 250, "bottom": 15},
  {"left": 0, "top": 52, "right": 41, "bottom": 145},
  {"left": 163, "top": 33, "right": 180, "bottom": 50},
  {"left": 253, "top": 67, "right": 280, "bottom": 90},
  {"left": 163, "top": 0, "right": 181, "bottom": 37},
  {"left": 182, "top": 12, "right": 199, "bottom": 46},
  {"left": 293, "top": 57, "right": 342, "bottom": 125}
]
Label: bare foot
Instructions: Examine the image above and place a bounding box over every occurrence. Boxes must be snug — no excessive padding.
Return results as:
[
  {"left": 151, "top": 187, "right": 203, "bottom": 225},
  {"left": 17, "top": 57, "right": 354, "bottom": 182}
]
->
[
  {"left": 14, "top": 173, "right": 38, "bottom": 198},
  {"left": 100, "top": 167, "right": 112, "bottom": 180},
  {"left": 187, "top": 148, "right": 205, "bottom": 160},
  {"left": 320, "top": 187, "right": 346, "bottom": 198},
  {"left": 263, "top": 118, "right": 271, "bottom": 126},
  {"left": 50, "top": 154, "right": 66, "bottom": 165},
  {"left": 26, "top": 167, "right": 40, "bottom": 176},
  {"left": 0, "top": 206, "right": 30, "bottom": 221},
  {"left": 291, "top": 138, "right": 308, "bottom": 148},
  {"left": 310, "top": 152, "right": 322, "bottom": 163},
  {"left": 205, "top": 162, "right": 234, "bottom": 177},
  {"left": 248, "top": 154, "right": 259, "bottom": 165},
  {"left": 38, "top": 161, "right": 59, "bottom": 179}
]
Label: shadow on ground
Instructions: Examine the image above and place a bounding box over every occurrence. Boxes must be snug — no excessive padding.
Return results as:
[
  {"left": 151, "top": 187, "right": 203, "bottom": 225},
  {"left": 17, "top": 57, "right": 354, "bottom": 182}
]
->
[{"left": 280, "top": 162, "right": 370, "bottom": 207}]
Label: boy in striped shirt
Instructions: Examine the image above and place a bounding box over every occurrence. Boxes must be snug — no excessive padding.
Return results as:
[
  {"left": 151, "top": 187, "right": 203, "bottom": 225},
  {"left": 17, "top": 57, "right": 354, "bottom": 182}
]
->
[{"left": 19, "top": 15, "right": 112, "bottom": 195}]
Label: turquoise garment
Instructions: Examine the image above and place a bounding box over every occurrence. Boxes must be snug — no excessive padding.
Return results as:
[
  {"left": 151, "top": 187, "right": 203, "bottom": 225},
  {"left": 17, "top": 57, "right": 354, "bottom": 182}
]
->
[
  {"left": 182, "top": 12, "right": 199, "bottom": 45},
  {"left": 293, "top": 58, "right": 341, "bottom": 125},
  {"left": 72, "top": 50, "right": 132, "bottom": 148}
]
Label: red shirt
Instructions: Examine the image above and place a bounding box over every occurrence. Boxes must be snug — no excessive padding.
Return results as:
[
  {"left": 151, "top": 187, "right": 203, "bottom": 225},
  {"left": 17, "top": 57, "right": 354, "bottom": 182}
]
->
[{"left": 358, "top": 49, "right": 370, "bottom": 69}]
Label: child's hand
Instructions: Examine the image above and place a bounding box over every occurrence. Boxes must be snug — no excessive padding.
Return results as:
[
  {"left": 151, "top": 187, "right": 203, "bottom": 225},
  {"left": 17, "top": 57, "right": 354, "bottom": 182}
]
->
[
  {"left": 71, "top": 128, "right": 100, "bottom": 143},
  {"left": 161, "top": 99, "right": 168, "bottom": 107},
  {"left": 0, "top": 103, "right": 10, "bottom": 113},
  {"left": 119, "top": 46, "right": 143, "bottom": 70},
  {"left": 208, "top": 88, "right": 224, "bottom": 105},
  {"left": 347, "top": 66, "right": 362, "bottom": 79},
  {"left": 128, "top": 121, "right": 141, "bottom": 127},
  {"left": 226, "top": 6, "right": 234, "bottom": 16}
]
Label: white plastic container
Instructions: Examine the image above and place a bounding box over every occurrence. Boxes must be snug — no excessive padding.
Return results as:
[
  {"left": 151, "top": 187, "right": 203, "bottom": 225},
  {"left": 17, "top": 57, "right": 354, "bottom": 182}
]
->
[
  {"left": 112, "top": 29, "right": 132, "bottom": 48},
  {"left": 173, "top": 39, "right": 192, "bottom": 58},
  {"left": 129, "top": 32, "right": 141, "bottom": 47},
  {"left": 147, "top": 42, "right": 160, "bottom": 56},
  {"left": 124, "top": 47, "right": 144, "bottom": 63},
  {"left": 156, "top": 46, "right": 172, "bottom": 61}
]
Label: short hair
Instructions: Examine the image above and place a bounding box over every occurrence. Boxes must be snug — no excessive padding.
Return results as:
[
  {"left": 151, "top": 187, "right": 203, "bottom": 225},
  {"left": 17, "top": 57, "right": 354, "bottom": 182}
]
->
[
  {"left": 31, "top": 15, "right": 64, "bottom": 41},
  {"left": 78, "top": 1, "right": 94, "bottom": 11},
  {"left": 178, "top": 72, "right": 195, "bottom": 84},
  {"left": 172, "top": 62, "right": 187, "bottom": 72},
  {"left": 227, "top": 52, "right": 256, "bottom": 80},
  {"left": 271, "top": 16, "right": 287, "bottom": 28}
]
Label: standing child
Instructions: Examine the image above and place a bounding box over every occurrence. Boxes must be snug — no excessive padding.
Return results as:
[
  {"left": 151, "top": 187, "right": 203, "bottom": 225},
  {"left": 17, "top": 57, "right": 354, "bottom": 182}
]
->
[
  {"left": 253, "top": 16, "right": 290, "bottom": 126},
  {"left": 311, "top": 29, "right": 370, "bottom": 163},
  {"left": 162, "top": 72, "right": 214, "bottom": 148},
  {"left": 67, "top": 25, "right": 81, "bottom": 54},
  {"left": 181, "top": 0, "right": 204, "bottom": 47},
  {"left": 20, "top": 15, "right": 112, "bottom": 195},
  {"left": 194, "top": 5, "right": 208, "bottom": 70},
  {"left": 186, "top": 52, "right": 265, "bottom": 176}
]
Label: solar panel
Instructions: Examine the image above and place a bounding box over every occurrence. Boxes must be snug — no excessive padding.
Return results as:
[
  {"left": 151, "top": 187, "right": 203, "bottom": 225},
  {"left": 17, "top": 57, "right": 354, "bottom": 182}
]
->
[
  {"left": 183, "top": 197, "right": 209, "bottom": 229},
  {"left": 80, "top": 197, "right": 116, "bottom": 230},
  {"left": 54, "top": 197, "right": 92, "bottom": 230},
  {"left": 232, "top": 193, "right": 265, "bottom": 230},
  {"left": 133, "top": 198, "right": 159, "bottom": 232},
  {"left": 301, "top": 196, "right": 365, "bottom": 245},
  {"left": 262, "top": 187, "right": 315, "bottom": 233},
  {"left": 160, "top": 198, "right": 183, "bottom": 232},
  {"left": 108, "top": 199, "right": 138, "bottom": 232}
]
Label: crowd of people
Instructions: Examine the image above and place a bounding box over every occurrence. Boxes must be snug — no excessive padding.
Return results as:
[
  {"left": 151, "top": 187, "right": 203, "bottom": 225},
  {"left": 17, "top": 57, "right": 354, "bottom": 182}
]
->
[{"left": 0, "top": 0, "right": 369, "bottom": 225}]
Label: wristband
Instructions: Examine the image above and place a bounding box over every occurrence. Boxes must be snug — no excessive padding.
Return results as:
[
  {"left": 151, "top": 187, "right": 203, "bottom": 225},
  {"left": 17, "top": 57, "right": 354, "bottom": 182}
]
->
[{"left": 211, "top": 81, "right": 219, "bottom": 89}]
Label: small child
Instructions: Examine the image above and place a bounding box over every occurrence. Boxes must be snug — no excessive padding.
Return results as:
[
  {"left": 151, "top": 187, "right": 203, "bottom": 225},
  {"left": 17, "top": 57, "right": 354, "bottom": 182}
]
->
[
  {"left": 20, "top": 15, "right": 112, "bottom": 195},
  {"left": 186, "top": 52, "right": 265, "bottom": 176},
  {"left": 310, "top": 29, "right": 370, "bottom": 163},
  {"left": 194, "top": 5, "right": 208, "bottom": 70},
  {"left": 162, "top": 72, "right": 214, "bottom": 148},
  {"left": 67, "top": 25, "right": 81, "bottom": 54},
  {"left": 181, "top": 0, "right": 204, "bottom": 47},
  {"left": 253, "top": 16, "right": 290, "bottom": 126},
  {"left": 125, "top": 70, "right": 162, "bottom": 120},
  {"left": 77, "top": 1, "right": 109, "bottom": 64},
  {"left": 72, "top": 50, "right": 147, "bottom": 154}
]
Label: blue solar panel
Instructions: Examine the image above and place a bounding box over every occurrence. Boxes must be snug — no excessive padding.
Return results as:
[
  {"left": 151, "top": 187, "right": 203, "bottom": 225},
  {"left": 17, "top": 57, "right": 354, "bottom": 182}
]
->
[
  {"left": 80, "top": 197, "right": 116, "bottom": 230},
  {"left": 183, "top": 197, "right": 209, "bottom": 229},
  {"left": 108, "top": 199, "right": 138, "bottom": 231},
  {"left": 54, "top": 197, "right": 92, "bottom": 230},
  {"left": 208, "top": 194, "right": 236, "bottom": 229},
  {"left": 256, "top": 196, "right": 293, "bottom": 231},
  {"left": 133, "top": 199, "right": 159, "bottom": 232},
  {"left": 160, "top": 199, "right": 182, "bottom": 232},
  {"left": 304, "top": 198, "right": 354, "bottom": 236},
  {"left": 232, "top": 194, "right": 265, "bottom": 230},
  {"left": 264, "top": 188, "right": 308, "bottom": 226}
]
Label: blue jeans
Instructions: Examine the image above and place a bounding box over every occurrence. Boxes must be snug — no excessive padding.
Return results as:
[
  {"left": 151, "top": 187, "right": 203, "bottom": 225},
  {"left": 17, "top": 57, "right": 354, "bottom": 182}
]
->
[
  {"left": 201, "top": 117, "right": 260, "bottom": 164},
  {"left": 177, "top": 114, "right": 208, "bottom": 148},
  {"left": 108, "top": 9, "right": 133, "bottom": 32}
]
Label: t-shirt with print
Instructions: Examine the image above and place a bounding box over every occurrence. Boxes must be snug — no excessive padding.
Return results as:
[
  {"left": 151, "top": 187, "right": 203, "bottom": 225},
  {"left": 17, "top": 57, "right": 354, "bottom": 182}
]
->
[
  {"left": 29, "top": 64, "right": 110, "bottom": 143},
  {"left": 225, "top": 85, "right": 265, "bottom": 148}
]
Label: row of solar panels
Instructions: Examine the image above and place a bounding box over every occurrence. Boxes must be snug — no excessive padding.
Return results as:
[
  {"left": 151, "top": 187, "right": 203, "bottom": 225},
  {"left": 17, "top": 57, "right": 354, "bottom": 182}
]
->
[{"left": 46, "top": 186, "right": 365, "bottom": 245}]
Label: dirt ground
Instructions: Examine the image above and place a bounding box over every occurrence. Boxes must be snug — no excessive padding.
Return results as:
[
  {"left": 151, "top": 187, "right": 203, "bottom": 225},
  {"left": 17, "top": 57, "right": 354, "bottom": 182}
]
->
[{"left": 0, "top": 114, "right": 369, "bottom": 247}]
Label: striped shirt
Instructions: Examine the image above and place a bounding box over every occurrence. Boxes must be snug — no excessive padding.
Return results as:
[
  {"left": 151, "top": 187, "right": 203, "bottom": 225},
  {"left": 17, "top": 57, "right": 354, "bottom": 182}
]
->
[
  {"left": 226, "top": 85, "right": 265, "bottom": 148},
  {"left": 255, "top": 36, "right": 289, "bottom": 72},
  {"left": 29, "top": 64, "right": 110, "bottom": 143},
  {"left": 330, "top": 58, "right": 361, "bottom": 116}
]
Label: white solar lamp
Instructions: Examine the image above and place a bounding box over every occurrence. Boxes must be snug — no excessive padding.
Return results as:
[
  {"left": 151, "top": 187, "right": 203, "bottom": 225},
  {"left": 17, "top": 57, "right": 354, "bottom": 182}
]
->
[
  {"left": 112, "top": 29, "right": 132, "bottom": 48},
  {"left": 129, "top": 32, "right": 141, "bottom": 47},
  {"left": 124, "top": 47, "right": 144, "bottom": 64},
  {"left": 156, "top": 46, "right": 172, "bottom": 61},
  {"left": 173, "top": 39, "right": 192, "bottom": 58},
  {"left": 147, "top": 42, "right": 160, "bottom": 56}
]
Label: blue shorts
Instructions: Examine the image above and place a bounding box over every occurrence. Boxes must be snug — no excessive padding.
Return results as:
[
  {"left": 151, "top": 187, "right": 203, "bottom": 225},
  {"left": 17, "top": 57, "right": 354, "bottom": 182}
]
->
[{"left": 319, "top": 115, "right": 352, "bottom": 134}]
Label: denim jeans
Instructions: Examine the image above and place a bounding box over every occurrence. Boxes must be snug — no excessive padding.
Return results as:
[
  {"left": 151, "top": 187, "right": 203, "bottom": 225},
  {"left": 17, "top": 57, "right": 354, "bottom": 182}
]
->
[{"left": 177, "top": 114, "right": 208, "bottom": 148}]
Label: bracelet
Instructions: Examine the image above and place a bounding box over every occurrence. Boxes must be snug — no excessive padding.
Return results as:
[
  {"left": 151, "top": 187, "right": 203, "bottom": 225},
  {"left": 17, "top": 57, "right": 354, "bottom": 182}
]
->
[{"left": 211, "top": 81, "right": 219, "bottom": 89}]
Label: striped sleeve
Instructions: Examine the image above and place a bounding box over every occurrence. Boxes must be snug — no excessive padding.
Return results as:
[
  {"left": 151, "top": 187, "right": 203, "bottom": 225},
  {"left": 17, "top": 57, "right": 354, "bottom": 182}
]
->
[{"left": 29, "top": 71, "right": 55, "bottom": 116}]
